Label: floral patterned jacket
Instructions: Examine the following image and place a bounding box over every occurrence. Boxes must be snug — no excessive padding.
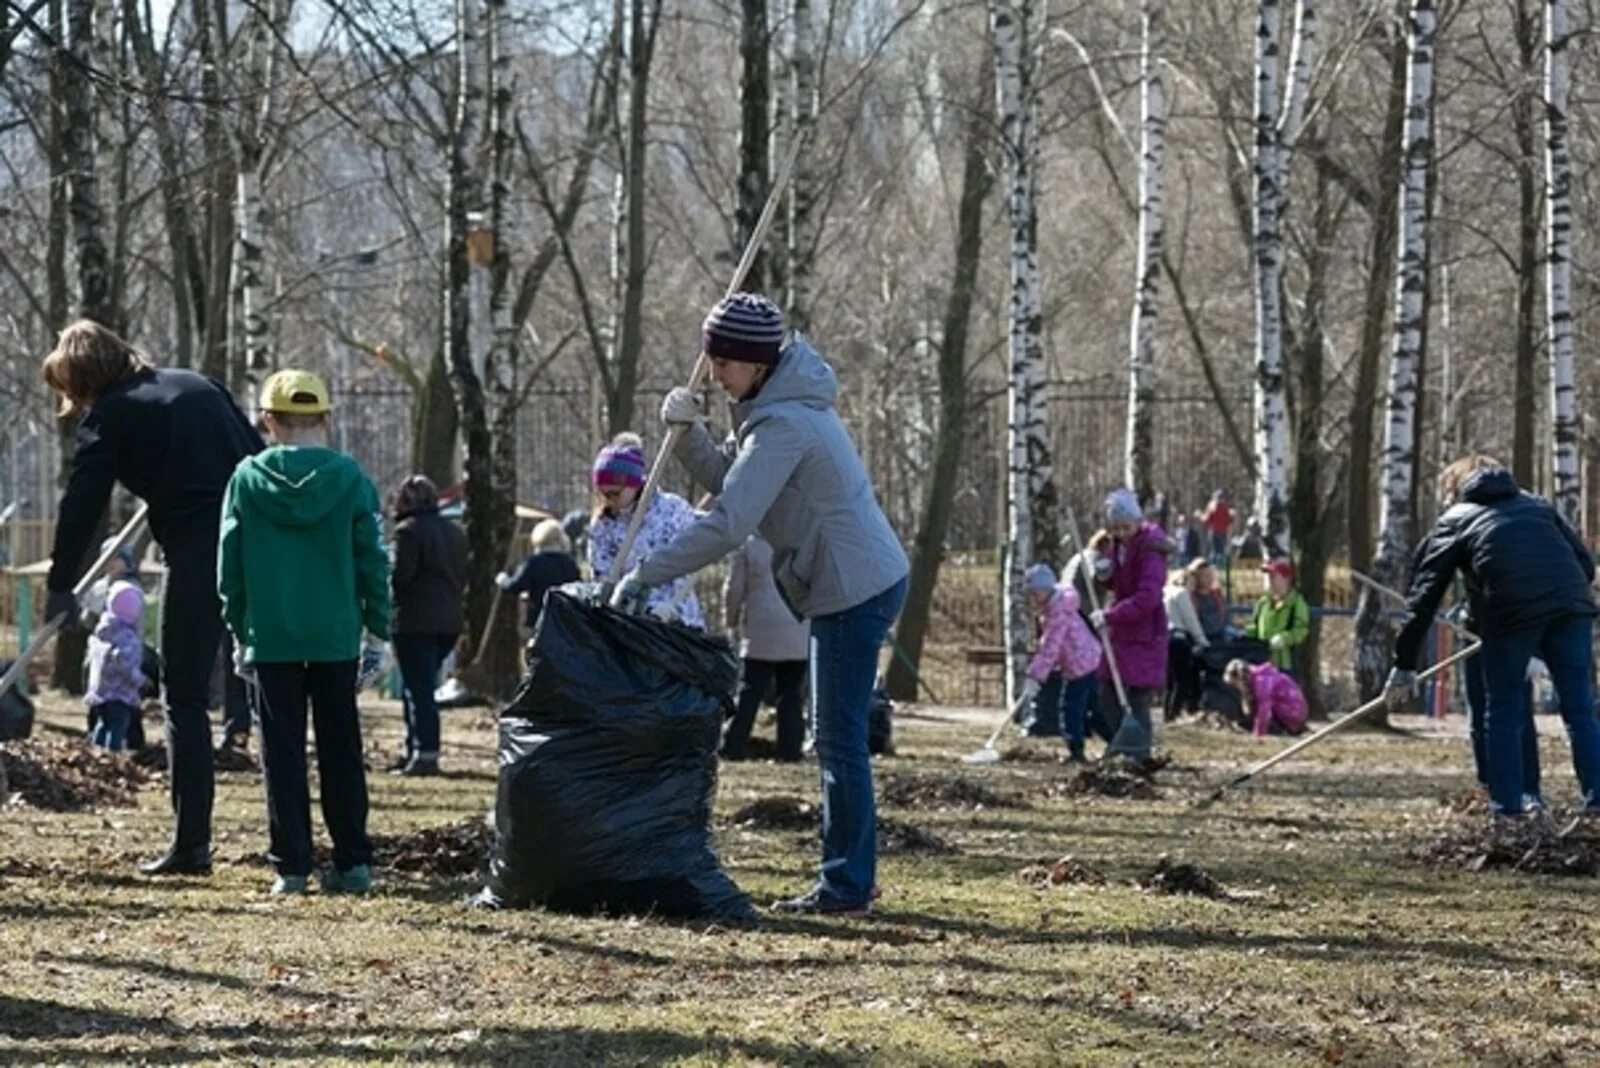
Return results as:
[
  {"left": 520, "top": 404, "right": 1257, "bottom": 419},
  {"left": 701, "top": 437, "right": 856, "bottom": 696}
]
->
[{"left": 588, "top": 491, "right": 706, "bottom": 629}]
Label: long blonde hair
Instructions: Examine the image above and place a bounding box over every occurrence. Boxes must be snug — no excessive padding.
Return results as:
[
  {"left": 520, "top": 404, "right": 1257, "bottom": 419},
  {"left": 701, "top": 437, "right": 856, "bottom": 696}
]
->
[{"left": 42, "top": 320, "right": 154, "bottom": 417}]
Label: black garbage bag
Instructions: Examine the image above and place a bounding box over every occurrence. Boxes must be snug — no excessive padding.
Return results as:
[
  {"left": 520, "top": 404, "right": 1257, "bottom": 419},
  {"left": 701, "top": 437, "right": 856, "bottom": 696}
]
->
[
  {"left": 483, "top": 588, "right": 753, "bottom": 920},
  {"left": 869, "top": 683, "right": 894, "bottom": 755},
  {"left": 0, "top": 661, "right": 34, "bottom": 741}
]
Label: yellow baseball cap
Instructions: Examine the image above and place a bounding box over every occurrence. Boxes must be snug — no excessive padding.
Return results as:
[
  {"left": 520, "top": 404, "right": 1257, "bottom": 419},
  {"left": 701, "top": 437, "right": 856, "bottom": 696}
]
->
[{"left": 259, "top": 369, "right": 331, "bottom": 414}]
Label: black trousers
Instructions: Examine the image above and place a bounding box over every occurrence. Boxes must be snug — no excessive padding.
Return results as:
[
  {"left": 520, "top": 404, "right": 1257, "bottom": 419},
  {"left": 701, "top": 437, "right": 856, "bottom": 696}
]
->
[
  {"left": 724, "top": 658, "right": 807, "bottom": 761},
  {"left": 158, "top": 515, "right": 225, "bottom": 853},
  {"left": 253, "top": 659, "right": 371, "bottom": 876}
]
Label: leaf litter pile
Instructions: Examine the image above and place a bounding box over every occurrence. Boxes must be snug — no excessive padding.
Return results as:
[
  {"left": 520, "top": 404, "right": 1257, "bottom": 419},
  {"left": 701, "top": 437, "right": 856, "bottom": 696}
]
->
[
  {"left": 1, "top": 740, "right": 150, "bottom": 811},
  {"left": 1138, "top": 854, "right": 1229, "bottom": 898},
  {"left": 370, "top": 818, "right": 495, "bottom": 877},
  {"left": 1049, "top": 753, "right": 1175, "bottom": 801},
  {"left": 1018, "top": 854, "right": 1107, "bottom": 888},
  {"left": 726, "top": 795, "right": 956, "bottom": 854},
  {"left": 880, "top": 772, "right": 1026, "bottom": 810},
  {"left": 1412, "top": 806, "right": 1600, "bottom": 877}
]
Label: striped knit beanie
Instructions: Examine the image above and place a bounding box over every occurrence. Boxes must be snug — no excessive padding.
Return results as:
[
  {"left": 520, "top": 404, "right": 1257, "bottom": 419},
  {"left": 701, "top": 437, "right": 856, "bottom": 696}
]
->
[
  {"left": 591, "top": 441, "right": 646, "bottom": 488},
  {"left": 702, "top": 292, "right": 784, "bottom": 365}
]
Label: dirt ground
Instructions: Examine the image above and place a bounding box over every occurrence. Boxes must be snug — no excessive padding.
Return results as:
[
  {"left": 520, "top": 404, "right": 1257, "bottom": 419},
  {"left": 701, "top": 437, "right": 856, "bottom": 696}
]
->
[{"left": 2, "top": 693, "right": 1598, "bottom": 1066}]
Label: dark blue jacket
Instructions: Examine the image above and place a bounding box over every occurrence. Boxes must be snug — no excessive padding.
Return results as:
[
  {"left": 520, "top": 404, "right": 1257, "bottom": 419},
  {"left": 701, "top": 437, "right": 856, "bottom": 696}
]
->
[
  {"left": 1394, "top": 468, "right": 1596, "bottom": 669},
  {"left": 503, "top": 550, "right": 580, "bottom": 631}
]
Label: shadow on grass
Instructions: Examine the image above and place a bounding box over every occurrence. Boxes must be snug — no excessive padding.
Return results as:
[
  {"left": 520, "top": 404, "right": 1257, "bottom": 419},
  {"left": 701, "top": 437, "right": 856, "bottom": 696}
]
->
[{"left": 36, "top": 952, "right": 326, "bottom": 1002}]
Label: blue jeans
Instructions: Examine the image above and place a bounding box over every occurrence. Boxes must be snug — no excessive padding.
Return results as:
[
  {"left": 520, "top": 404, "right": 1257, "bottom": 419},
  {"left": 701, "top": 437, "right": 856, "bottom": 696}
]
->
[
  {"left": 1462, "top": 649, "right": 1540, "bottom": 800},
  {"left": 1479, "top": 614, "right": 1600, "bottom": 814},
  {"left": 395, "top": 633, "right": 456, "bottom": 761},
  {"left": 809, "top": 576, "right": 907, "bottom": 905},
  {"left": 90, "top": 700, "right": 135, "bottom": 750},
  {"left": 1058, "top": 673, "right": 1096, "bottom": 758}
]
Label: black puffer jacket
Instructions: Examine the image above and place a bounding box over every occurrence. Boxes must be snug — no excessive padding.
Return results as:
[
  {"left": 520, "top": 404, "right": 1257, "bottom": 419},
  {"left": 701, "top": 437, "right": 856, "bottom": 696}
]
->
[
  {"left": 1394, "top": 467, "right": 1596, "bottom": 668},
  {"left": 392, "top": 506, "right": 469, "bottom": 636}
]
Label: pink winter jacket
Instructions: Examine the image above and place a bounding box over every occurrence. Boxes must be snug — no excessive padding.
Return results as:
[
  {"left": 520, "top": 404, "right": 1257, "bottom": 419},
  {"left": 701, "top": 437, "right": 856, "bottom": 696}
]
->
[
  {"left": 1247, "top": 663, "right": 1308, "bottom": 736},
  {"left": 1028, "top": 585, "right": 1102, "bottom": 683}
]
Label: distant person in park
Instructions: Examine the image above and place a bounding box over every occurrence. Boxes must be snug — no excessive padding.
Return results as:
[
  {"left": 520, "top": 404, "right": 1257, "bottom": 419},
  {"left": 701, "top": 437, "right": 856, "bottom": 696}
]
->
[
  {"left": 41, "top": 319, "right": 263, "bottom": 876},
  {"left": 219, "top": 370, "right": 391, "bottom": 895},
  {"left": 1231, "top": 517, "right": 1266, "bottom": 562},
  {"left": 85, "top": 581, "right": 148, "bottom": 751},
  {"left": 498, "top": 517, "right": 581, "bottom": 639},
  {"left": 1086, "top": 488, "right": 1170, "bottom": 755},
  {"left": 586, "top": 433, "right": 705, "bottom": 628},
  {"left": 1385, "top": 455, "right": 1599, "bottom": 819},
  {"left": 390, "top": 474, "right": 468, "bottom": 777},
  {"left": 1176, "top": 513, "right": 1203, "bottom": 566},
  {"left": 1246, "top": 558, "right": 1309, "bottom": 674},
  {"left": 722, "top": 533, "right": 810, "bottom": 762},
  {"left": 1164, "top": 560, "right": 1215, "bottom": 719},
  {"left": 1200, "top": 490, "right": 1233, "bottom": 563},
  {"left": 1224, "top": 658, "right": 1308, "bottom": 736},
  {"left": 1019, "top": 562, "right": 1102, "bottom": 762},
  {"left": 611, "top": 292, "right": 908, "bottom": 916}
]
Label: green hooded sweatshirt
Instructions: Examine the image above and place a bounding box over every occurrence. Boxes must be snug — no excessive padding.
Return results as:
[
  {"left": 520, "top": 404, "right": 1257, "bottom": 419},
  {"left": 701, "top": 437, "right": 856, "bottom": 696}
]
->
[
  {"left": 218, "top": 445, "right": 391, "bottom": 665},
  {"left": 1246, "top": 587, "right": 1310, "bottom": 671}
]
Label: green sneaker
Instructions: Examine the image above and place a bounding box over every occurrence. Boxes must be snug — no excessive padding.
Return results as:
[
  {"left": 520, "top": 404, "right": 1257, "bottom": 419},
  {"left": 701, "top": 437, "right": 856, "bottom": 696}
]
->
[
  {"left": 321, "top": 864, "right": 373, "bottom": 895},
  {"left": 271, "top": 874, "right": 308, "bottom": 896}
]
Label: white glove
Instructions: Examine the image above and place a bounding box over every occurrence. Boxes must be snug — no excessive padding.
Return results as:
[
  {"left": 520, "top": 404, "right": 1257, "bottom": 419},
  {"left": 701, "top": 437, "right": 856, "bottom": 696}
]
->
[
  {"left": 608, "top": 569, "right": 652, "bottom": 614},
  {"left": 1020, "top": 678, "right": 1041, "bottom": 705},
  {"left": 1269, "top": 634, "right": 1287, "bottom": 651},
  {"left": 357, "top": 639, "right": 391, "bottom": 690},
  {"left": 231, "top": 642, "right": 257, "bottom": 686},
  {"left": 661, "top": 387, "right": 701, "bottom": 427},
  {"left": 1089, "top": 609, "right": 1106, "bottom": 631},
  {"left": 495, "top": 570, "right": 514, "bottom": 590}
]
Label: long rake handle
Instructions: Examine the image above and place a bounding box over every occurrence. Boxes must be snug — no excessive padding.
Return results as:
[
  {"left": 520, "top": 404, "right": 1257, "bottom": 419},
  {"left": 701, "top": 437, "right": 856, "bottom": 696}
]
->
[
  {"left": 1063, "top": 505, "right": 1131, "bottom": 716},
  {"left": 981, "top": 693, "right": 1031, "bottom": 751},
  {"left": 1201, "top": 640, "right": 1483, "bottom": 804},
  {"left": 0, "top": 502, "right": 150, "bottom": 704},
  {"left": 606, "top": 139, "right": 804, "bottom": 584},
  {"left": 1349, "top": 568, "right": 1474, "bottom": 641}
]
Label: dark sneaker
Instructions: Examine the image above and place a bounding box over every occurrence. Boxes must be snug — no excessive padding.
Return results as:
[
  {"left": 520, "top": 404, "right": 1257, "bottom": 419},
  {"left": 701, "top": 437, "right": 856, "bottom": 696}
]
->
[
  {"left": 271, "top": 874, "right": 308, "bottom": 895},
  {"left": 399, "top": 758, "right": 441, "bottom": 777},
  {"left": 322, "top": 864, "right": 373, "bottom": 895},
  {"left": 770, "top": 886, "right": 871, "bottom": 917}
]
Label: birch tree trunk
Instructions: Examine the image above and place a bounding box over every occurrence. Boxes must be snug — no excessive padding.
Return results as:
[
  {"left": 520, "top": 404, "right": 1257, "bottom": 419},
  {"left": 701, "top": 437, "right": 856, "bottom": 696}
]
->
[
  {"left": 1251, "top": 0, "right": 1290, "bottom": 554},
  {"left": 231, "top": 0, "right": 289, "bottom": 406},
  {"left": 1546, "top": 0, "right": 1580, "bottom": 524},
  {"left": 1124, "top": 0, "right": 1164, "bottom": 507},
  {"left": 786, "top": 0, "right": 816, "bottom": 331},
  {"left": 1355, "top": 0, "right": 1435, "bottom": 702},
  {"left": 737, "top": 0, "right": 770, "bottom": 292},
  {"left": 65, "top": 0, "right": 110, "bottom": 325},
  {"left": 990, "top": 0, "right": 1058, "bottom": 709},
  {"left": 1512, "top": 0, "right": 1539, "bottom": 489}
]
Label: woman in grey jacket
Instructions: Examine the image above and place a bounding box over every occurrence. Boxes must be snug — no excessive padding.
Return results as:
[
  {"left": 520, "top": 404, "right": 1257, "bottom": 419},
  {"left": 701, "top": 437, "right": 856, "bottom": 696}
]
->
[{"left": 614, "top": 293, "right": 908, "bottom": 916}]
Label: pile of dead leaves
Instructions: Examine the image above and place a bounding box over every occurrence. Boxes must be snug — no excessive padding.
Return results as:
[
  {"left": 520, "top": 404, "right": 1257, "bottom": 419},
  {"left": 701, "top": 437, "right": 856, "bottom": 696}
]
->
[
  {"left": 728, "top": 796, "right": 817, "bottom": 831},
  {"left": 1018, "top": 854, "right": 1107, "bottom": 888},
  {"left": 998, "top": 741, "right": 1063, "bottom": 764},
  {"left": 0, "top": 740, "right": 149, "bottom": 811},
  {"left": 878, "top": 817, "right": 956, "bottom": 855},
  {"left": 880, "top": 773, "right": 1026, "bottom": 811},
  {"left": 1411, "top": 812, "right": 1599, "bottom": 877},
  {"left": 1054, "top": 754, "right": 1172, "bottom": 800},
  {"left": 370, "top": 818, "right": 495, "bottom": 877},
  {"left": 1138, "top": 854, "right": 1228, "bottom": 898}
]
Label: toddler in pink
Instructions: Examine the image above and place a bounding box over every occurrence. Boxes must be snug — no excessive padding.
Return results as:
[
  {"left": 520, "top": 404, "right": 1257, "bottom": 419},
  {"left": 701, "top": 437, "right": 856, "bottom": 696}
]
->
[
  {"left": 1021, "top": 564, "right": 1103, "bottom": 761},
  {"left": 1224, "top": 659, "right": 1308, "bottom": 737}
]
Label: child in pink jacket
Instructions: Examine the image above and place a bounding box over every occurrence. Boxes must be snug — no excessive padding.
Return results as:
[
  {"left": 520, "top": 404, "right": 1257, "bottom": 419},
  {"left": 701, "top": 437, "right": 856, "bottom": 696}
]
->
[
  {"left": 1223, "top": 659, "right": 1308, "bottom": 737},
  {"left": 1021, "top": 564, "right": 1103, "bottom": 761}
]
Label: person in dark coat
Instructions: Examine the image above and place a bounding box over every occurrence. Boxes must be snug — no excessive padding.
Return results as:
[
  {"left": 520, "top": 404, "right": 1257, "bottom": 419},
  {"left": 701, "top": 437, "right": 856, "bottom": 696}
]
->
[
  {"left": 42, "top": 320, "right": 263, "bottom": 875},
  {"left": 497, "top": 518, "right": 580, "bottom": 638},
  {"left": 390, "top": 475, "right": 469, "bottom": 776},
  {"left": 1385, "top": 455, "right": 1600, "bottom": 818}
]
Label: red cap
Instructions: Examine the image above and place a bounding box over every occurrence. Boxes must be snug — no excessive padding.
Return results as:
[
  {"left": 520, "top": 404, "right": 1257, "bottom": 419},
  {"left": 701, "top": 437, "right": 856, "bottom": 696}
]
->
[{"left": 1261, "top": 557, "right": 1294, "bottom": 580}]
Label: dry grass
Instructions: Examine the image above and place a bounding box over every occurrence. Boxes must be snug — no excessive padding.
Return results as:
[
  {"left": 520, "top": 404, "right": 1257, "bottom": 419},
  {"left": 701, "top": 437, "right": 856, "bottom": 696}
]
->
[{"left": 2, "top": 692, "right": 1598, "bottom": 1065}]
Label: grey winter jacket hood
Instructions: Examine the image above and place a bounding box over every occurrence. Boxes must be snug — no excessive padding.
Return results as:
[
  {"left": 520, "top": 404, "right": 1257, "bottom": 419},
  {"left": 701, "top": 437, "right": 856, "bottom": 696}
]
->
[{"left": 637, "top": 336, "right": 908, "bottom": 618}]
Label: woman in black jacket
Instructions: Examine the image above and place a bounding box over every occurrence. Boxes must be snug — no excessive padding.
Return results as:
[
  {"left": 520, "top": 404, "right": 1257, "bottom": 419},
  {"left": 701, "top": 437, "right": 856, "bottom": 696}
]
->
[
  {"left": 1386, "top": 456, "right": 1600, "bottom": 818},
  {"left": 390, "top": 476, "right": 468, "bottom": 776}
]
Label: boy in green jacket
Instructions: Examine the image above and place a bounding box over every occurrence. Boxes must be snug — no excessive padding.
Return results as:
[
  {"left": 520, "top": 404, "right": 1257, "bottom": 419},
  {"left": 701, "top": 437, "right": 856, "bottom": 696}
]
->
[
  {"left": 1247, "top": 557, "right": 1310, "bottom": 675},
  {"left": 218, "top": 370, "right": 391, "bottom": 896}
]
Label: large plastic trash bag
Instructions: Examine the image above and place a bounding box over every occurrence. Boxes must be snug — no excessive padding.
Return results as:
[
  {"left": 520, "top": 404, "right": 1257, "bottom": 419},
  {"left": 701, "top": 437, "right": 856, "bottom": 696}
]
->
[
  {"left": 0, "top": 661, "right": 35, "bottom": 741},
  {"left": 481, "top": 588, "right": 754, "bottom": 920}
]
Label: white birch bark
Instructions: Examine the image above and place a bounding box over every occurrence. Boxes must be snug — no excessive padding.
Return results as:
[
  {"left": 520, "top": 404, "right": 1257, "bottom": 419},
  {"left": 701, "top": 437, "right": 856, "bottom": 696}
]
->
[
  {"left": 1546, "top": 0, "right": 1580, "bottom": 525},
  {"left": 787, "top": 0, "right": 817, "bottom": 330},
  {"left": 231, "top": 0, "right": 290, "bottom": 389},
  {"left": 990, "top": 0, "right": 1056, "bottom": 708},
  {"left": 1251, "top": 0, "right": 1289, "bottom": 555},
  {"left": 1124, "top": 0, "right": 1164, "bottom": 507},
  {"left": 1357, "top": 0, "right": 1434, "bottom": 697}
]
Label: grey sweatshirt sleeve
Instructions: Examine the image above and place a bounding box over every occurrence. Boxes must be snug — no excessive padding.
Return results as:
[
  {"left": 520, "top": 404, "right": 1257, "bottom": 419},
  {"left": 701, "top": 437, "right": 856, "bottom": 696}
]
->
[
  {"left": 673, "top": 420, "right": 737, "bottom": 493},
  {"left": 637, "top": 419, "right": 802, "bottom": 587}
]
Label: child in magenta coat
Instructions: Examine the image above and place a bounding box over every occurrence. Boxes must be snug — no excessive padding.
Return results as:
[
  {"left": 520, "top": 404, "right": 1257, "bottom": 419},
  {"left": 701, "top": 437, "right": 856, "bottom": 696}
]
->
[
  {"left": 1224, "top": 659, "right": 1308, "bottom": 736},
  {"left": 1020, "top": 563, "right": 1103, "bottom": 761}
]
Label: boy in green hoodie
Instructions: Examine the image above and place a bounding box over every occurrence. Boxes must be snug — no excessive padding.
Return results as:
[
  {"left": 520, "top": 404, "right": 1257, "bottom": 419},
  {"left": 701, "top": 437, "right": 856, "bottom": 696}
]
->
[
  {"left": 1246, "top": 557, "right": 1310, "bottom": 675},
  {"left": 218, "top": 370, "right": 391, "bottom": 896}
]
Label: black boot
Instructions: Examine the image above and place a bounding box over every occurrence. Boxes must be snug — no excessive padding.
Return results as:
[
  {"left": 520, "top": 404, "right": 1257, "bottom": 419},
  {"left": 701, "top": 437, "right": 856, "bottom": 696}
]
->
[{"left": 138, "top": 846, "right": 213, "bottom": 876}]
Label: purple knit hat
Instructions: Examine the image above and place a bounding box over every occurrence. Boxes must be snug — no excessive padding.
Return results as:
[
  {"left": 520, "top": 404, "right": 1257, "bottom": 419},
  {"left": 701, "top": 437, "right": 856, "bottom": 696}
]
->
[
  {"left": 702, "top": 292, "right": 785, "bottom": 365},
  {"left": 592, "top": 442, "right": 646, "bottom": 488}
]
